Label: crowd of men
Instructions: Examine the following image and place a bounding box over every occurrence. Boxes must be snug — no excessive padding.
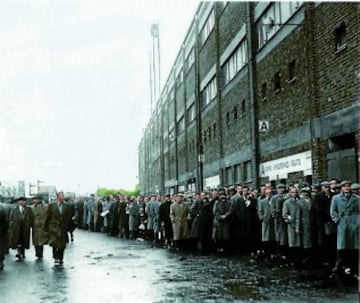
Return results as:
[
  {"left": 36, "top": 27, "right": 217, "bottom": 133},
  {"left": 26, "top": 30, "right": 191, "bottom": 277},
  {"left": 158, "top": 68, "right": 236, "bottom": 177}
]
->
[
  {"left": 74, "top": 179, "right": 359, "bottom": 285},
  {"left": 0, "top": 192, "right": 75, "bottom": 268},
  {"left": 0, "top": 179, "right": 358, "bottom": 286}
]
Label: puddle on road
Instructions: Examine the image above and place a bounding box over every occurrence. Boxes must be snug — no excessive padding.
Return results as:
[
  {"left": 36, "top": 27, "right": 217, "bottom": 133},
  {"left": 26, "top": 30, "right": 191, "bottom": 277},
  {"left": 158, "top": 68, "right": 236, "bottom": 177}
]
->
[{"left": 224, "top": 280, "right": 264, "bottom": 300}]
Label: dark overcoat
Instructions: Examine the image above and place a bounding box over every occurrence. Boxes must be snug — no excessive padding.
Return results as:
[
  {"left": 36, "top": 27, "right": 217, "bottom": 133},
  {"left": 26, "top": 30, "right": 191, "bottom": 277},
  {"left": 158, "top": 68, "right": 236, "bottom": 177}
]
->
[
  {"left": 8, "top": 205, "right": 33, "bottom": 249},
  {"left": 0, "top": 203, "right": 9, "bottom": 252},
  {"left": 212, "top": 198, "right": 231, "bottom": 240},
  {"left": 45, "top": 202, "right": 72, "bottom": 249},
  {"left": 31, "top": 203, "right": 49, "bottom": 246},
  {"left": 158, "top": 200, "right": 173, "bottom": 240}
]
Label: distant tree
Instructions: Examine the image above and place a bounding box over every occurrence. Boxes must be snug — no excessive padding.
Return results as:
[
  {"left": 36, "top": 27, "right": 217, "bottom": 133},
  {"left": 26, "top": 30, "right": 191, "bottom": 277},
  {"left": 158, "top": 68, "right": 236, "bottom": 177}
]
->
[{"left": 96, "top": 184, "right": 139, "bottom": 197}]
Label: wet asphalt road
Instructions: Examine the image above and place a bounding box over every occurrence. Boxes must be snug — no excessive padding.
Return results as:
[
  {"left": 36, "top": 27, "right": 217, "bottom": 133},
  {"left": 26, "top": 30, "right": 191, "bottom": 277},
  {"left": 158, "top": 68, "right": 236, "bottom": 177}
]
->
[{"left": 0, "top": 230, "right": 358, "bottom": 303}]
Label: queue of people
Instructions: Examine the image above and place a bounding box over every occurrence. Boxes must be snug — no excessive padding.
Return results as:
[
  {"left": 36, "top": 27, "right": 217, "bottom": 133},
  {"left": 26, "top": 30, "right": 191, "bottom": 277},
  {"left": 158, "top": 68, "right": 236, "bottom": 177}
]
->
[
  {"left": 0, "top": 179, "right": 358, "bottom": 287},
  {"left": 73, "top": 179, "right": 359, "bottom": 285}
]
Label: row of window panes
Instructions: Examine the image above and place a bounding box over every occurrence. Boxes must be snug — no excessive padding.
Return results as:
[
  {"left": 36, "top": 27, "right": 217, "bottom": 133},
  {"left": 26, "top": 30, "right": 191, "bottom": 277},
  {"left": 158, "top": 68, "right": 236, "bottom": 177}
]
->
[
  {"left": 202, "top": 78, "right": 217, "bottom": 108},
  {"left": 187, "top": 104, "right": 196, "bottom": 122},
  {"left": 225, "top": 162, "right": 252, "bottom": 185},
  {"left": 177, "top": 117, "right": 185, "bottom": 135},
  {"left": 223, "top": 39, "right": 248, "bottom": 85},
  {"left": 257, "top": 1, "right": 303, "bottom": 48},
  {"left": 185, "top": 48, "right": 195, "bottom": 73},
  {"left": 201, "top": 10, "right": 215, "bottom": 44},
  {"left": 176, "top": 70, "right": 184, "bottom": 88}
]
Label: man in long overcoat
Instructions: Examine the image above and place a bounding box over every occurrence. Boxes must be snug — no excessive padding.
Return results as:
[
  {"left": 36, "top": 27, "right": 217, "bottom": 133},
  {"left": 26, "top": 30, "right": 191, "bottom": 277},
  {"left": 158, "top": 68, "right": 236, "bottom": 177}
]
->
[
  {"left": 45, "top": 192, "right": 73, "bottom": 265},
  {"left": 128, "top": 196, "right": 140, "bottom": 239},
  {"left": 108, "top": 194, "right": 119, "bottom": 236},
  {"left": 330, "top": 180, "right": 359, "bottom": 277},
  {"left": 31, "top": 195, "right": 48, "bottom": 259},
  {"left": 212, "top": 189, "right": 231, "bottom": 253},
  {"left": 258, "top": 188, "right": 276, "bottom": 259},
  {"left": 159, "top": 194, "right": 173, "bottom": 248},
  {"left": 170, "top": 193, "right": 190, "bottom": 250},
  {"left": 313, "top": 181, "right": 337, "bottom": 266},
  {"left": 189, "top": 192, "right": 206, "bottom": 250},
  {"left": 118, "top": 195, "right": 129, "bottom": 238},
  {"left": 8, "top": 196, "right": 33, "bottom": 261},
  {"left": 75, "top": 197, "right": 85, "bottom": 229},
  {"left": 0, "top": 202, "right": 9, "bottom": 269},
  {"left": 271, "top": 184, "right": 288, "bottom": 259},
  {"left": 283, "top": 186, "right": 301, "bottom": 265}
]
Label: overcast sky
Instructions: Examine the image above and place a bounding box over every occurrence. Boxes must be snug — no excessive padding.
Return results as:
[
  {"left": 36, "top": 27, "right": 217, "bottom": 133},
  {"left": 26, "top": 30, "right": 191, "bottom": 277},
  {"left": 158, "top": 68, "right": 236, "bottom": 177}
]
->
[{"left": 0, "top": 0, "right": 198, "bottom": 195}]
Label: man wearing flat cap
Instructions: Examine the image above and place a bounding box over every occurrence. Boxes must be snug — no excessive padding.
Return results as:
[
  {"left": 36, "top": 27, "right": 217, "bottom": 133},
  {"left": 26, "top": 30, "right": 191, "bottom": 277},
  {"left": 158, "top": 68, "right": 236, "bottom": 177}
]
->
[
  {"left": 330, "top": 180, "right": 359, "bottom": 279},
  {"left": 8, "top": 196, "right": 33, "bottom": 261}
]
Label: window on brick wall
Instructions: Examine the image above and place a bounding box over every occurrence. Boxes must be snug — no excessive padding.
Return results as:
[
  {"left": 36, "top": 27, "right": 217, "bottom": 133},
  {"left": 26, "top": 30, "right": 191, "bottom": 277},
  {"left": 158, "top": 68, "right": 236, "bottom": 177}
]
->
[
  {"left": 244, "top": 161, "right": 252, "bottom": 182},
  {"left": 176, "top": 69, "right": 183, "bottom": 88},
  {"left": 274, "top": 72, "right": 281, "bottom": 93},
  {"left": 241, "top": 99, "right": 246, "bottom": 114},
  {"left": 288, "top": 60, "right": 296, "bottom": 82},
  {"left": 186, "top": 48, "right": 195, "bottom": 72},
  {"left": 335, "top": 22, "right": 347, "bottom": 52},
  {"left": 223, "top": 39, "right": 248, "bottom": 86},
  {"left": 225, "top": 167, "right": 233, "bottom": 186},
  {"left": 257, "top": 1, "right": 303, "bottom": 48},
  {"left": 201, "top": 10, "right": 215, "bottom": 45},
  {"left": 226, "top": 112, "right": 230, "bottom": 127},
  {"left": 201, "top": 77, "right": 217, "bottom": 108},
  {"left": 262, "top": 82, "right": 267, "bottom": 100},
  {"left": 207, "top": 127, "right": 211, "bottom": 141},
  {"left": 213, "top": 123, "right": 217, "bottom": 138},
  {"left": 234, "top": 164, "right": 242, "bottom": 184},
  {"left": 177, "top": 116, "right": 185, "bottom": 135},
  {"left": 187, "top": 103, "right": 196, "bottom": 123},
  {"left": 232, "top": 106, "right": 238, "bottom": 121}
]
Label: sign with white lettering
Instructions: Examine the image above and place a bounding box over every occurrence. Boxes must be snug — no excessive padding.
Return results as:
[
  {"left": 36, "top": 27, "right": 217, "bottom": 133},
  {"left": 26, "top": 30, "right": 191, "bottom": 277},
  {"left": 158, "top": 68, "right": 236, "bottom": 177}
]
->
[
  {"left": 259, "top": 151, "right": 312, "bottom": 180},
  {"left": 204, "top": 175, "right": 220, "bottom": 189}
]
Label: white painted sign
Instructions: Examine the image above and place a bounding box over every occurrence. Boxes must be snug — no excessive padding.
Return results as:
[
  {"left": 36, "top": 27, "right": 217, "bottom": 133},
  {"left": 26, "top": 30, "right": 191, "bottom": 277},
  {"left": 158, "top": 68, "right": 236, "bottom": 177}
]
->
[
  {"left": 259, "top": 151, "right": 312, "bottom": 180},
  {"left": 259, "top": 120, "right": 269, "bottom": 132},
  {"left": 204, "top": 175, "right": 220, "bottom": 189}
]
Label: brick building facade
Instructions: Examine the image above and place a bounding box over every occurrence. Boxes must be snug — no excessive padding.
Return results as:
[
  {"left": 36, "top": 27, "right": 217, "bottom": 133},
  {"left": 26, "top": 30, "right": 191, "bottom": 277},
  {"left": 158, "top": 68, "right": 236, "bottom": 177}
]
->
[{"left": 138, "top": 1, "right": 360, "bottom": 195}]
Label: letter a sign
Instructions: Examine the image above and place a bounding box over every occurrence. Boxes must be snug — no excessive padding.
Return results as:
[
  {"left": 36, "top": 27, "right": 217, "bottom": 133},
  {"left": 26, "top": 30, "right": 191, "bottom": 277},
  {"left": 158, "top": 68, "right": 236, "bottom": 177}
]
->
[{"left": 259, "top": 120, "right": 269, "bottom": 132}]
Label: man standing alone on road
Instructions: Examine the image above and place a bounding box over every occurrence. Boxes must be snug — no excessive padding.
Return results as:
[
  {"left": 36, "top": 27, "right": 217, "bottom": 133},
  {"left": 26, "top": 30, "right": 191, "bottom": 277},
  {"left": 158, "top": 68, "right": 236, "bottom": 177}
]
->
[{"left": 45, "top": 192, "right": 72, "bottom": 266}]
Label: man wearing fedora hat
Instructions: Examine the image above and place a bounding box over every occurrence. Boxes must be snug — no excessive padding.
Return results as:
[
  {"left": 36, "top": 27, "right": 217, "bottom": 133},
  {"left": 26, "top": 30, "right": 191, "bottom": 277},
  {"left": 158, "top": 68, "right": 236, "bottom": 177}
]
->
[
  {"left": 330, "top": 180, "right": 359, "bottom": 279},
  {"left": 8, "top": 196, "right": 33, "bottom": 261}
]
